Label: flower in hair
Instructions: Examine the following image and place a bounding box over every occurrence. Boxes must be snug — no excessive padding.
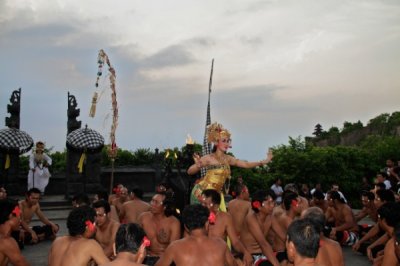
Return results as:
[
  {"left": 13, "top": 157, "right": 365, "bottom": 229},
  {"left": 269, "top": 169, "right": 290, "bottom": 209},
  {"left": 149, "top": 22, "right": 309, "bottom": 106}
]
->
[
  {"left": 12, "top": 206, "right": 21, "bottom": 217},
  {"left": 252, "top": 201, "right": 261, "bottom": 209},
  {"left": 143, "top": 236, "right": 151, "bottom": 247},
  {"left": 208, "top": 212, "right": 216, "bottom": 224},
  {"left": 231, "top": 191, "right": 236, "bottom": 197},
  {"left": 85, "top": 220, "right": 96, "bottom": 232},
  {"left": 291, "top": 199, "right": 299, "bottom": 208}
]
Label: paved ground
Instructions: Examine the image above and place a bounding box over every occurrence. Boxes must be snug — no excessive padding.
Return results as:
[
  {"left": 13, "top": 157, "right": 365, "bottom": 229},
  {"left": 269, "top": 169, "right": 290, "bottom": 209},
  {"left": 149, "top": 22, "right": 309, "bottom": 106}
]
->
[{"left": 20, "top": 203, "right": 371, "bottom": 266}]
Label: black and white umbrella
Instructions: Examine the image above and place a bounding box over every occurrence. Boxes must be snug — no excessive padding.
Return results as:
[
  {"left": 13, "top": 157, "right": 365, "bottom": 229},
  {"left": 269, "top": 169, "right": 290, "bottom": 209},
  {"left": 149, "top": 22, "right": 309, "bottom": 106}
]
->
[
  {"left": 66, "top": 126, "right": 104, "bottom": 153},
  {"left": 0, "top": 128, "right": 34, "bottom": 154}
]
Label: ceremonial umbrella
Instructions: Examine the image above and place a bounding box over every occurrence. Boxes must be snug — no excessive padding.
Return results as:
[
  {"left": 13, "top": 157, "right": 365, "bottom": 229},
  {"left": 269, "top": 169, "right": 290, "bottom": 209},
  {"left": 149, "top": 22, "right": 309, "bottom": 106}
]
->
[
  {"left": 66, "top": 126, "right": 104, "bottom": 153},
  {"left": 66, "top": 126, "right": 104, "bottom": 175},
  {"left": 0, "top": 128, "right": 34, "bottom": 154}
]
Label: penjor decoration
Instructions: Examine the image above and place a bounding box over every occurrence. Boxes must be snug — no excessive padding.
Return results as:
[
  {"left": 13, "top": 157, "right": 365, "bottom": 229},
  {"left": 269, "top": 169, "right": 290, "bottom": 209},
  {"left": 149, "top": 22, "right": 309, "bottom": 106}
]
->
[{"left": 90, "top": 49, "right": 119, "bottom": 193}]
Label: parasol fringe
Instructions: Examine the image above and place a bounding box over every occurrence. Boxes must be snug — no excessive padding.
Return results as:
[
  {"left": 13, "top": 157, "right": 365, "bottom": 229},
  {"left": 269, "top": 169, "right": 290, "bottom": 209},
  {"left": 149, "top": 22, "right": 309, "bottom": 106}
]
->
[{"left": 5, "top": 154, "right": 10, "bottom": 169}]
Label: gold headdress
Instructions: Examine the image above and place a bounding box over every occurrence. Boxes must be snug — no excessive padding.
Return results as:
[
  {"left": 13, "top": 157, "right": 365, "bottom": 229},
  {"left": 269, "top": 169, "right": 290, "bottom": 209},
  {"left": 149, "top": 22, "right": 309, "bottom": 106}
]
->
[{"left": 207, "top": 122, "right": 231, "bottom": 144}]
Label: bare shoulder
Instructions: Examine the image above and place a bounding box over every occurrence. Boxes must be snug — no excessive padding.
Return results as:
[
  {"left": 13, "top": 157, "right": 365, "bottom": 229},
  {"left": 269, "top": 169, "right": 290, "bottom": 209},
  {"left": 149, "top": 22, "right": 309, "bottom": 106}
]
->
[
  {"left": 166, "top": 215, "right": 180, "bottom": 224},
  {"left": 139, "top": 211, "right": 151, "bottom": 221}
]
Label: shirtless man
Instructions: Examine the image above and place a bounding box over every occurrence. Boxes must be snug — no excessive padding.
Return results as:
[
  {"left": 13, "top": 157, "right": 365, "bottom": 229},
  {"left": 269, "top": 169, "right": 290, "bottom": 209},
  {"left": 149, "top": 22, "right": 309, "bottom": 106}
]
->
[
  {"left": 19, "top": 188, "right": 59, "bottom": 244},
  {"left": 155, "top": 204, "right": 237, "bottom": 266},
  {"left": 99, "top": 223, "right": 147, "bottom": 266},
  {"left": 355, "top": 191, "right": 378, "bottom": 223},
  {"left": 310, "top": 190, "right": 329, "bottom": 213},
  {"left": 326, "top": 191, "right": 359, "bottom": 246},
  {"left": 93, "top": 190, "right": 119, "bottom": 222},
  {"left": 201, "top": 189, "right": 253, "bottom": 266},
  {"left": 228, "top": 184, "right": 251, "bottom": 236},
  {"left": 271, "top": 190, "right": 302, "bottom": 260},
  {"left": 138, "top": 192, "right": 181, "bottom": 266},
  {"left": 380, "top": 222, "right": 400, "bottom": 266},
  {"left": 93, "top": 200, "right": 120, "bottom": 258},
  {"left": 240, "top": 190, "right": 280, "bottom": 266},
  {"left": 112, "top": 187, "right": 129, "bottom": 215},
  {"left": 286, "top": 219, "right": 319, "bottom": 266},
  {"left": 120, "top": 188, "right": 150, "bottom": 223},
  {"left": 0, "top": 199, "right": 29, "bottom": 266},
  {"left": 48, "top": 206, "right": 109, "bottom": 266},
  {"left": 302, "top": 207, "right": 344, "bottom": 266}
]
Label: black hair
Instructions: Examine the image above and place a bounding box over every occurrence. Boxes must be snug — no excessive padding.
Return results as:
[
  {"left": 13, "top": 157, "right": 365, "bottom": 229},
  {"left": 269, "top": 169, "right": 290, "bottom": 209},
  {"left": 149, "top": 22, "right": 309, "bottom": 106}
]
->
[
  {"left": 92, "top": 200, "right": 111, "bottom": 214},
  {"left": 72, "top": 193, "right": 90, "bottom": 207},
  {"left": 132, "top": 188, "right": 144, "bottom": 199},
  {"left": 375, "top": 182, "right": 386, "bottom": 190},
  {"left": 301, "top": 207, "right": 325, "bottom": 233},
  {"left": 202, "top": 189, "right": 221, "bottom": 205},
  {"left": 250, "top": 190, "right": 276, "bottom": 213},
  {"left": 67, "top": 206, "right": 96, "bottom": 236},
  {"left": 287, "top": 218, "right": 320, "bottom": 258},
  {"left": 234, "top": 183, "right": 247, "bottom": 198},
  {"left": 377, "top": 202, "right": 400, "bottom": 227},
  {"left": 157, "top": 191, "right": 177, "bottom": 217},
  {"left": 378, "top": 172, "right": 388, "bottom": 179},
  {"left": 330, "top": 191, "right": 346, "bottom": 204},
  {"left": 283, "top": 191, "right": 299, "bottom": 211},
  {"left": 96, "top": 190, "right": 109, "bottom": 201},
  {"left": 361, "top": 191, "right": 375, "bottom": 201},
  {"left": 27, "top": 188, "right": 41, "bottom": 196},
  {"left": 115, "top": 223, "right": 145, "bottom": 253},
  {"left": 182, "top": 204, "right": 210, "bottom": 231},
  {"left": 376, "top": 189, "right": 395, "bottom": 203},
  {"left": 0, "top": 199, "right": 18, "bottom": 225},
  {"left": 313, "top": 190, "right": 324, "bottom": 200}
]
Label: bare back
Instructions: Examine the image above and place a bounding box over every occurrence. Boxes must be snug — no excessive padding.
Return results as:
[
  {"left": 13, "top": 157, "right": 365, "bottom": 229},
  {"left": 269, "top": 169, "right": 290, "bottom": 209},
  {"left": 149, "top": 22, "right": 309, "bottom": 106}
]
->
[
  {"left": 0, "top": 236, "right": 29, "bottom": 266},
  {"left": 48, "top": 236, "right": 109, "bottom": 266},
  {"left": 121, "top": 200, "right": 150, "bottom": 223},
  {"left": 156, "top": 236, "right": 234, "bottom": 266},
  {"left": 316, "top": 236, "right": 344, "bottom": 266},
  {"left": 228, "top": 199, "right": 251, "bottom": 235}
]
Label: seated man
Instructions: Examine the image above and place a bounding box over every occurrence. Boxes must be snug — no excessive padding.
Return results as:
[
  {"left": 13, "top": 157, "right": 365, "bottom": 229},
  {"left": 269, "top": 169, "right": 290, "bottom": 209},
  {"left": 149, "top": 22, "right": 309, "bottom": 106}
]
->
[
  {"left": 228, "top": 183, "right": 251, "bottom": 236},
  {"left": 240, "top": 190, "right": 280, "bottom": 266},
  {"left": 155, "top": 204, "right": 237, "bottom": 266},
  {"left": 286, "top": 218, "right": 320, "bottom": 266},
  {"left": 119, "top": 188, "right": 150, "bottom": 223},
  {"left": 380, "top": 221, "right": 400, "bottom": 265},
  {"left": 355, "top": 191, "right": 377, "bottom": 237},
  {"left": 99, "top": 223, "right": 147, "bottom": 266},
  {"left": 18, "top": 188, "right": 59, "bottom": 245},
  {"left": 201, "top": 189, "right": 253, "bottom": 266},
  {"left": 326, "top": 191, "right": 359, "bottom": 246},
  {"left": 93, "top": 200, "right": 120, "bottom": 258},
  {"left": 302, "top": 207, "right": 344, "bottom": 266},
  {"left": 93, "top": 190, "right": 119, "bottom": 222},
  {"left": 48, "top": 206, "right": 110, "bottom": 266},
  {"left": 0, "top": 199, "right": 29, "bottom": 266},
  {"left": 138, "top": 192, "right": 181, "bottom": 266}
]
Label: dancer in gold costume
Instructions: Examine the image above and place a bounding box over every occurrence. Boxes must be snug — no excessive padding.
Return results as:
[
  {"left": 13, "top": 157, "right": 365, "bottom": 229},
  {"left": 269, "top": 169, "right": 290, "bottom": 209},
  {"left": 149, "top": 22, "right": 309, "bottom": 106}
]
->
[{"left": 188, "top": 122, "right": 273, "bottom": 211}]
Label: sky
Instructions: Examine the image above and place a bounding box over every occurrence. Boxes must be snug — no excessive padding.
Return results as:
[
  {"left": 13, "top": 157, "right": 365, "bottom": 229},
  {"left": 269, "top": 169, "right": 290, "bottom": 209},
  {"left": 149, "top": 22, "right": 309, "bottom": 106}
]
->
[{"left": 0, "top": 0, "right": 399, "bottom": 161}]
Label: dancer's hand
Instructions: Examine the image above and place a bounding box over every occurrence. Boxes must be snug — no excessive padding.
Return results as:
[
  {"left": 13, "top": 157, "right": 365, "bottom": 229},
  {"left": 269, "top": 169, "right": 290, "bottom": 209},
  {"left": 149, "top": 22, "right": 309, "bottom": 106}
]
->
[{"left": 193, "top": 153, "right": 202, "bottom": 168}]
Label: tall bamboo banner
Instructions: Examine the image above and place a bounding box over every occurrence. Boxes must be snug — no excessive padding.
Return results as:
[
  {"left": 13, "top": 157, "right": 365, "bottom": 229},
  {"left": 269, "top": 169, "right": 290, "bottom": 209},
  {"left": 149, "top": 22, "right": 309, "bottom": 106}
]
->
[{"left": 90, "top": 49, "right": 119, "bottom": 193}]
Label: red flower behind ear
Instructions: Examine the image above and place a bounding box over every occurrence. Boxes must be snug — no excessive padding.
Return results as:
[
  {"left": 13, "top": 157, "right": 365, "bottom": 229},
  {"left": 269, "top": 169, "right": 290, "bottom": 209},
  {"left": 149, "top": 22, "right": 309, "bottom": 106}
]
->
[
  {"left": 231, "top": 191, "right": 236, "bottom": 197},
  {"left": 85, "top": 220, "right": 95, "bottom": 232},
  {"left": 291, "top": 199, "right": 299, "bottom": 208},
  {"left": 252, "top": 201, "right": 261, "bottom": 209},
  {"left": 12, "top": 206, "right": 21, "bottom": 217},
  {"left": 142, "top": 236, "right": 151, "bottom": 247},
  {"left": 208, "top": 212, "right": 216, "bottom": 224}
]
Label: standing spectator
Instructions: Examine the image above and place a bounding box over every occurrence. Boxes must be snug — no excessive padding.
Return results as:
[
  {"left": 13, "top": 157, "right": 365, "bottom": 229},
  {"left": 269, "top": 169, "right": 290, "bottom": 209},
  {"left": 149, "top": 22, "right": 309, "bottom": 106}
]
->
[
  {"left": 27, "top": 141, "right": 52, "bottom": 194},
  {"left": 376, "top": 172, "right": 391, "bottom": 190},
  {"left": 385, "top": 159, "right": 400, "bottom": 188},
  {"left": 271, "top": 178, "right": 283, "bottom": 205},
  {"left": 325, "top": 183, "right": 347, "bottom": 203},
  {"left": 310, "top": 183, "right": 323, "bottom": 197}
]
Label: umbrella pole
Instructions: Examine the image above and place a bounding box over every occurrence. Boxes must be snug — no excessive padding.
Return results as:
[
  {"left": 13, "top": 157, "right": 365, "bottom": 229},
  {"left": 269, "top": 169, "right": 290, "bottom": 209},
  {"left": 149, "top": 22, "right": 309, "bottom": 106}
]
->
[{"left": 109, "top": 158, "right": 115, "bottom": 195}]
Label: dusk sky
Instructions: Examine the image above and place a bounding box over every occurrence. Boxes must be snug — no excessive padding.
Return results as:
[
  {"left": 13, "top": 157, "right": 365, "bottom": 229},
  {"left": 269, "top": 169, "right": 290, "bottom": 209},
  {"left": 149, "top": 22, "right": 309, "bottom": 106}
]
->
[{"left": 1, "top": 0, "right": 399, "bottom": 161}]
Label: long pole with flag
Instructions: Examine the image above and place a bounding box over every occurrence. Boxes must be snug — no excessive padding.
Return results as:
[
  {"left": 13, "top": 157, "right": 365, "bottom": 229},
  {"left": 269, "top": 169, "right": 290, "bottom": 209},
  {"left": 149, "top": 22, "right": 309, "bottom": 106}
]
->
[{"left": 201, "top": 59, "right": 214, "bottom": 177}]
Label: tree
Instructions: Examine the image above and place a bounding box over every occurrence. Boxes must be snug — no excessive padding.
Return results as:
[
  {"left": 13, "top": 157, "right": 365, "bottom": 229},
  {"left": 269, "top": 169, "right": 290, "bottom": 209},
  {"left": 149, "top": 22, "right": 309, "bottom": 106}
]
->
[{"left": 312, "top": 124, "right": 324, "bottom": 137}]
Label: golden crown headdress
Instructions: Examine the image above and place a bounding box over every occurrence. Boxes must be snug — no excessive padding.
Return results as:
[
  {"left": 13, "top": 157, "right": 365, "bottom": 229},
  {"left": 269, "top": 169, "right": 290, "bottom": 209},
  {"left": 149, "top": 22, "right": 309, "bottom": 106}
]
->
[{"left": 207, "top": 122, "right": 231, "bottom": 144}]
